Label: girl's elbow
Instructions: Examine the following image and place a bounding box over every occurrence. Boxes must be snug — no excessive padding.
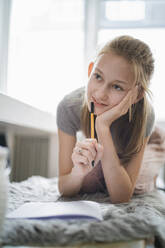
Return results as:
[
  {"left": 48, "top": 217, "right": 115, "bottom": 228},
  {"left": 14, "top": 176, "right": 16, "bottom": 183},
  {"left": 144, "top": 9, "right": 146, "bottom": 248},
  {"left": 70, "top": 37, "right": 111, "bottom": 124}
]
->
[
  {"left": 110, "top": 193, "right": 132, "bottom": 204},
  {"left": 58, "top": 177, "right": 68, "bottom": 196},
  {"left": 58, "top": 178, "right": 64, "bottom": 196},
  {"left": 58, "top": 177, "right": 78, "bottom": 197},
  {"left": 110, "top": 198, "right": 130, "bottom": 204}
]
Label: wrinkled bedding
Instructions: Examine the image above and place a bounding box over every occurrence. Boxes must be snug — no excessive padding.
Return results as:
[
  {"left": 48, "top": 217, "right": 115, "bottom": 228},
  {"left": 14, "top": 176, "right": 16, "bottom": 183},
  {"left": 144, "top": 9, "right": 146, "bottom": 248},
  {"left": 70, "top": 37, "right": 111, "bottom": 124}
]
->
[{"left": 1, "top": 176, "right": 165, "bottom": 247}]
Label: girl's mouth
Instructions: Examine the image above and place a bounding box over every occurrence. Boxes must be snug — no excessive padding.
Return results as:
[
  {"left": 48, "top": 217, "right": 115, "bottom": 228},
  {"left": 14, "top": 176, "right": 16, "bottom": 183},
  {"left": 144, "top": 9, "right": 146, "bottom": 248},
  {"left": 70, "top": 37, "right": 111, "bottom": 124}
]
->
[{"left": 92, "top": 97, "right": 107, "bottom": 108}]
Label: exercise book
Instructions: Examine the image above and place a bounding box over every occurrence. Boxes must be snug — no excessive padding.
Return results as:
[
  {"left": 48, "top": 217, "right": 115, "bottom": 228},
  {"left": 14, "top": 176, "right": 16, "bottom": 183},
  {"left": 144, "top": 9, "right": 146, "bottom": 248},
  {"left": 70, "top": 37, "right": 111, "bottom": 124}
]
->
[{"left": 6, "top": 200, "right": 103, "bottom": 221}]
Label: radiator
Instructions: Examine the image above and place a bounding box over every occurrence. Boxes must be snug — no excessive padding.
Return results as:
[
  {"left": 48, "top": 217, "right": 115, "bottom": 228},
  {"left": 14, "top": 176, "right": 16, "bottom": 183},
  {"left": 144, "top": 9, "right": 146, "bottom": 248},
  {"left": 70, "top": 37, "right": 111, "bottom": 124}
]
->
[{"left": 10, "top": 135, "right": 49, "bottom": 182}]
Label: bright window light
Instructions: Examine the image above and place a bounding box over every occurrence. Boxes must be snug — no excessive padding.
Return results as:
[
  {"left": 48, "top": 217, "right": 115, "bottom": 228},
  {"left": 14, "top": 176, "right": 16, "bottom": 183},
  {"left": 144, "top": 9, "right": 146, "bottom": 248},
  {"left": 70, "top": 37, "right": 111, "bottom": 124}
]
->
[
  {"left": 7, "top": 0, "right": 84, "bottom": 115},
  {"left": 105, "top": 1, "right": 145, "bottom": 21}
]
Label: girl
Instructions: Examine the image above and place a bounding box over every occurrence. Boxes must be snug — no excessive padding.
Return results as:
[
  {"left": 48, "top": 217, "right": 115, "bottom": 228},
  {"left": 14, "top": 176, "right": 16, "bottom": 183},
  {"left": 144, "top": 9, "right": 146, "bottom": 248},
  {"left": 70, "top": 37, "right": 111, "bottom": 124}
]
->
[{"left": 56, "top": 35, "right": 155, "bottom": 203}]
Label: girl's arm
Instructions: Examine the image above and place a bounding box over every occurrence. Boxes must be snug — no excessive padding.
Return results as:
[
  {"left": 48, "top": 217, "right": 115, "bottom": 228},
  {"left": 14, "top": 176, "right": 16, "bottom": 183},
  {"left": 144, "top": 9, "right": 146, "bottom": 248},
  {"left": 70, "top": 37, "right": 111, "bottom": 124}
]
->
[
  {"left": 58, "top": 129, "right": 83, "bottom": 196},
  {"left": 95, "top": 87, "right": 148, "bottom": 203},
  {"left": 97, "top": 124, "right": 149, "bottom": 203}
]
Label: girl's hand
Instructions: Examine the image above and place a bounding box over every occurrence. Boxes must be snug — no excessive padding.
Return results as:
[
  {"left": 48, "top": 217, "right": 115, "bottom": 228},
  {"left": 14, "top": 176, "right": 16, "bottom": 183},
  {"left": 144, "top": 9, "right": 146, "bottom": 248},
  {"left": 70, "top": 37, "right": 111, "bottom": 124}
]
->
[
  {"left": 71, "top": 138, "right": 104, "bottom": 177},
  {"left": 96, "top": 86, "right": 138, "bottom": 129}
]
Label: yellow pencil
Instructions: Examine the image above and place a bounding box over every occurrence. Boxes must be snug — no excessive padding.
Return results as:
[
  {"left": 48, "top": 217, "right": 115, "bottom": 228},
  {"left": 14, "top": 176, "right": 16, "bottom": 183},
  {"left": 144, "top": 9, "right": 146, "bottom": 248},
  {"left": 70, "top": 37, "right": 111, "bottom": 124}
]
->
[{"left": 90, "top": 102, "right": 95, "bottom": 167}]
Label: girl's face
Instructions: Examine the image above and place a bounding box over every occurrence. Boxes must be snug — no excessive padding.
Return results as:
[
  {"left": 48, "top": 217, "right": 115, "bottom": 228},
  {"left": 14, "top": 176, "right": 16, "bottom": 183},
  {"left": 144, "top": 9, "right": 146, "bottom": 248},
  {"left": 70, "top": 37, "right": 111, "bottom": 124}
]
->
[{"left": 87, "top": 51, "right": 136, "bottom": 115}]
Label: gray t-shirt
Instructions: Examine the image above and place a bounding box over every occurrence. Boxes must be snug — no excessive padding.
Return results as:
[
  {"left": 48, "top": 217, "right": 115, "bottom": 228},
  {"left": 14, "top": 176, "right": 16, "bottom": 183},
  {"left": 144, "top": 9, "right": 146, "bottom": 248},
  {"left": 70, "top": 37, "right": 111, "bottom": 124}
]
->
[
  {"left": 56, "top": 87, "right": 85, "bottom": 136},
  {"left": 56, "top": 87, "right": 155, "bottom": 137}
]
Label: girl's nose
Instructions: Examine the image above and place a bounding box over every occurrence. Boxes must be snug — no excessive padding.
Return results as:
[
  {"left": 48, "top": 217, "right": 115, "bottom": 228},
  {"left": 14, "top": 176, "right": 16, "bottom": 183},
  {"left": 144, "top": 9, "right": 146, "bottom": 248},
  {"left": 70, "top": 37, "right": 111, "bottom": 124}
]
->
[{"left": 95, "top": 86, "right": 108, "bottom": 102}]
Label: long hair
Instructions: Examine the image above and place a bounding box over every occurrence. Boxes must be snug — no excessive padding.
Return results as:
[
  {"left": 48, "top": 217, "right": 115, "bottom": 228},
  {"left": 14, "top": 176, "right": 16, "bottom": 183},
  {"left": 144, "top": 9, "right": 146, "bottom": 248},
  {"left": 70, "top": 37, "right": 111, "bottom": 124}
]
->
[{"left": 81, "top": 35, "right": 154, "bottom": 165}]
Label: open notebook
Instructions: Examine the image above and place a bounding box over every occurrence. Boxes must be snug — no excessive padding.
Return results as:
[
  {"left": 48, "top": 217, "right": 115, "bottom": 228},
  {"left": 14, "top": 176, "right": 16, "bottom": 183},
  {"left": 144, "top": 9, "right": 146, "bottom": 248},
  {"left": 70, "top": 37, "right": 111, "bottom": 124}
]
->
[{"left": 6, "top": 200, "right": 103, "bottom": 221}]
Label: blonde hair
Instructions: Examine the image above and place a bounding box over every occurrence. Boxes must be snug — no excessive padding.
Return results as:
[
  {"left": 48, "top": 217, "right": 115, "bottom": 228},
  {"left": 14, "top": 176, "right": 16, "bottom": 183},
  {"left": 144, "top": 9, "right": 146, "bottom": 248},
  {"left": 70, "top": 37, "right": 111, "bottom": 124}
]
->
[{"left": 81, "top": 35, "right": 154, "bottom": 165}]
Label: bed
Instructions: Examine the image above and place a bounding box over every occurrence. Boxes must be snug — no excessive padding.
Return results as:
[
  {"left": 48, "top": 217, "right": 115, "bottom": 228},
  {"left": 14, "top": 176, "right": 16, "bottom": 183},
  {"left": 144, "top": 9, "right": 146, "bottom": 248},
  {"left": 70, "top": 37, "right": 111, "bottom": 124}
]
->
[
  {"left": 1, "top": 126, "right": 165, "bottom": 248},
  {"left": 0, "top": 175, "right": 165, "bottom": 248}
]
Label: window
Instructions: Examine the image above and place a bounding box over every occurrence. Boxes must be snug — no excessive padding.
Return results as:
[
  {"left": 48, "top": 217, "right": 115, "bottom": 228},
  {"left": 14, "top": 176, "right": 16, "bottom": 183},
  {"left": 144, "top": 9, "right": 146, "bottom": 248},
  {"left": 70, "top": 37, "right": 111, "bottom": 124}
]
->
[
  {"left": 7, "top": 0, "right": 84, "bottom": 114},
  {"left": 100, "top": 0, "right": 165, "bottom": 28},
  {"left": 4, "top": 0, "right": 165, "bottom": 121}
]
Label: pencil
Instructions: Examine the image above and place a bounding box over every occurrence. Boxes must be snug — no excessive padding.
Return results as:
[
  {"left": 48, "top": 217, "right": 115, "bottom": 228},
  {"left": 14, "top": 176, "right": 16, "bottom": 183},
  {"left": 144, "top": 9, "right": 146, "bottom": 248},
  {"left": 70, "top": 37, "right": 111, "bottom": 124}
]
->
[
  {"left": 90, "top": 102, "right": 95, "bottom": 138},
  {"left": 90, "top": 102, "right": 95, "bottom": 167}
]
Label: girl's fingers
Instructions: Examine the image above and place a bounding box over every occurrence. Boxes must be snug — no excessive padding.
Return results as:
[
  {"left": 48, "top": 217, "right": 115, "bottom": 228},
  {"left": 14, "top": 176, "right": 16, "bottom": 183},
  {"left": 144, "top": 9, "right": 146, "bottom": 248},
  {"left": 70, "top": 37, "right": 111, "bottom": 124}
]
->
[
  {"left": 72, "top": 138, "right": 98, "bottom": 167},
  {"left": 119, "top": 86, "right": 138, "bottom": 111},
  {"left": 115, "top": 92, "right": 131, "bottom": 116},
  {"left": 73, "top": 140, "right": 104, "bottom": 167},
  {"left": 76, "top": 139, "right": 97, "bottom": 158},
  {"left": 77, "top": 155, "right": 89, "bottom": 165},
  {"left": 73, "top": 146, "right": 94, "bottom": 165},
  {"left": 119, "top": 90, "right": 132, "bottom": 107},
  {"left": 78, "top": 148, "right": 95, "bottom": 164},
  {"left": 110, "top": 88, "right": 135, "bottom": 119},
  {"left": 72, "top": 152, "right": 89, "bottom": 166}
]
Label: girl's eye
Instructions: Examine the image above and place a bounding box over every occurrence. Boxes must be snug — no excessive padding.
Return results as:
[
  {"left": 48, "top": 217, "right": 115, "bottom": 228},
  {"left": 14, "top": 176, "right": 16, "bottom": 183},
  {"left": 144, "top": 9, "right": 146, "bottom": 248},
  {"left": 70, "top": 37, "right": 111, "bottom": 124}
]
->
[
  {"left": 112, "top": 84, "right": 123, "bottom": 91},
  {"left": 94, "top": 73, "right": 102, "bottom": 81}
]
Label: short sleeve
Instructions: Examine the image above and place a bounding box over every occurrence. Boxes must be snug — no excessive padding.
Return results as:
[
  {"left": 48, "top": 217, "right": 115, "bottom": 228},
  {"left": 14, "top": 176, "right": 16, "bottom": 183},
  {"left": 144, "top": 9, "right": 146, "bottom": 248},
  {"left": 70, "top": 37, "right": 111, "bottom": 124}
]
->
[
  {"left": 56, "top": 88, "right": 84, "bottom": 136},
  {"left": 145, "top": 105, "right": 155, "bottom": 137}
]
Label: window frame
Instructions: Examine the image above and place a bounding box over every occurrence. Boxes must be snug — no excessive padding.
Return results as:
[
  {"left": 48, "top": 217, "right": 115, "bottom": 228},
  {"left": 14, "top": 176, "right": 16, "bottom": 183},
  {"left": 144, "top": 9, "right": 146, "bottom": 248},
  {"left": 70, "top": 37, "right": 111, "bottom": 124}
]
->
[
  {"left": 0, "top": 0, "right": 11, "bottom": 93},
  {"left": 100, "top": 0, "right": 165, "bottom": 29}
]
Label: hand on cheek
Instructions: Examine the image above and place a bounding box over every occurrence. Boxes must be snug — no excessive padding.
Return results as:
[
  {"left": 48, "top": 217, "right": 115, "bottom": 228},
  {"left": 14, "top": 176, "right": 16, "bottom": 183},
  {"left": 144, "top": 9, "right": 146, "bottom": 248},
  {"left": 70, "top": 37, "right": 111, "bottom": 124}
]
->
[{"left": 96, "top": 85, "right": 140, "bottom": 129}]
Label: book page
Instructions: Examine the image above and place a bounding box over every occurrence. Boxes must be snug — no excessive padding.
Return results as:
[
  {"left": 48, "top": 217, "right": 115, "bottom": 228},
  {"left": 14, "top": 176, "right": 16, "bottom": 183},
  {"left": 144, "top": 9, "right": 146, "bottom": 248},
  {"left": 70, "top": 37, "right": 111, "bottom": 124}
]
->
[{"left": 6, "top": 200, "right": 103, "bottom": 221}]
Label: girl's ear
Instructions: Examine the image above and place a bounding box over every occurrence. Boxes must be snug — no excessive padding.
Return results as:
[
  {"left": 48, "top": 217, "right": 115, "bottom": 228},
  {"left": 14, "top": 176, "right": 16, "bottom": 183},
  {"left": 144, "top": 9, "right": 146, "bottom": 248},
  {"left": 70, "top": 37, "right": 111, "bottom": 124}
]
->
[{"left": 88, "top": 62, "right": 94, "bottom": 77}]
